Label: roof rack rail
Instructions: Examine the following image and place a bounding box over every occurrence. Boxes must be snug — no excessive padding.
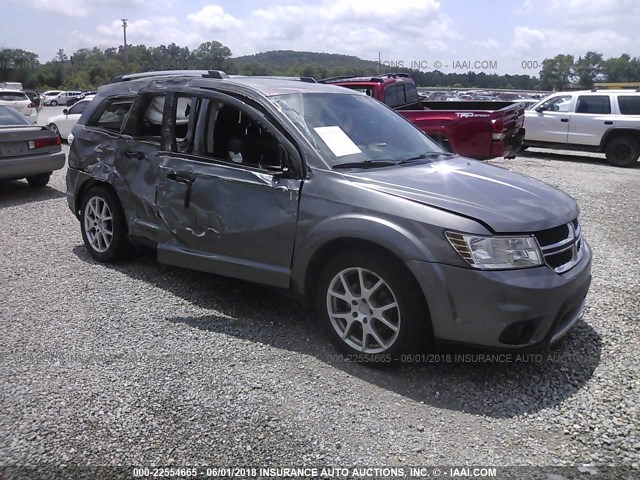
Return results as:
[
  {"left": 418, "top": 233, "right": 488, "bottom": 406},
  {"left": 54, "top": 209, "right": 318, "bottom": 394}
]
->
[
  {"left": 319, "top": 75, "right": 358, "bottom": 83},
  {"left": 380, "top": 72, "right": 411, "bottom": 78},
  {"left": 110, "top": 70, "right": 228, "bottom": 83},
  {"left": 591, "top": 87, "right": 598, "bottom": 92}
]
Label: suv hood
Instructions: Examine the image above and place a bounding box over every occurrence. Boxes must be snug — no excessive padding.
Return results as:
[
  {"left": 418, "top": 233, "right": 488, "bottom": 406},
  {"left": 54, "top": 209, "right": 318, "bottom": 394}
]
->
[{"left": 343, "top": 157, "right": 577, "bottom": 232}]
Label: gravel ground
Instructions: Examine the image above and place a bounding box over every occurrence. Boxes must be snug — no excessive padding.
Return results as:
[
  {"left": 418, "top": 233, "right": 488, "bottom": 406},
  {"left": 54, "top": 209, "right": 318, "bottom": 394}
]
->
[{"left": 1, "top": 146, "right": 639, "bottom": 479}]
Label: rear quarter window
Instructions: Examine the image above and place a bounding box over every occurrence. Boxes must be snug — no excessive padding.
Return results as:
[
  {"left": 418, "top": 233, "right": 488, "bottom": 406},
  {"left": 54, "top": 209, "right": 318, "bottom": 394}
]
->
[
  {"left": 0, "top": 92, "right": 29, "bottom": 101},
  {"left": 404, "top": 83, "right": 419, "bottom": 103},
  {"left": 384, "top": 84, "right": 400, "bottom": 107},
  {"left": 617, "top": 96, "right": 640, "bottom": 115},
  {"left": 88, "top": 98, "right": 134, "bottom": 132}
]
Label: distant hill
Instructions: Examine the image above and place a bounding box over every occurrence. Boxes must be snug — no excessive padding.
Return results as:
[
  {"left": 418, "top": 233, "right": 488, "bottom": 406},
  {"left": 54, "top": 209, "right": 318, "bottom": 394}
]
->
[
  {"left": 230, "top": 50, "right": 382, "bottom": 77},
  {"left": 228, "top": 49, "right": 539, "bottom": 90}
]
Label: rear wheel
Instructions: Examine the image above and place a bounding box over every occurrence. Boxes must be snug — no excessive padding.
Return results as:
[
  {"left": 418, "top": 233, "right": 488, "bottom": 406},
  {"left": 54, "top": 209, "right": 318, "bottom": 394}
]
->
[
  {"left": 315, "top": 250, "right": 430, "bottom": 361},
  {"left": 80, "top": 185, "right": 130, "bottom": 262},
  {"left": 48, "top": 123, "right": 60, "bottom": 138},
  {"left": 605, "top": 136, "right": 639, "bottom": 167},
  {"left": 50, "top": 100, "right": 58, "bottom": 106},
  {"left": 26, "top": 173, "right": 51, "bottom": 187}
]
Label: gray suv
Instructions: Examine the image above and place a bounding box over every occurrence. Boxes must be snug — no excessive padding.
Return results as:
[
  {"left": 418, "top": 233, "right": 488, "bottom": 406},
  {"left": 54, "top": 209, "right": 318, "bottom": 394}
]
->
[{"left": 66, "top": 71, "right": 592, "bottom": 360}]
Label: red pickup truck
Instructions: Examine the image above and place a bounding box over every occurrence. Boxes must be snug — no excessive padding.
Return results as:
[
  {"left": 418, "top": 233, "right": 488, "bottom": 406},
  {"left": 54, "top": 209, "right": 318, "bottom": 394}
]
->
[{"left": 321, "top": 74, "right": 526, "bottom": 160}]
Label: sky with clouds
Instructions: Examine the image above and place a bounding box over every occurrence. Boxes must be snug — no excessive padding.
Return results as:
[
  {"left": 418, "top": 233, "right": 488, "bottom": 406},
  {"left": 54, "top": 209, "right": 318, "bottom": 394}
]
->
[{"left": 2, "top": 0, "right": 638, "bottom": 75}]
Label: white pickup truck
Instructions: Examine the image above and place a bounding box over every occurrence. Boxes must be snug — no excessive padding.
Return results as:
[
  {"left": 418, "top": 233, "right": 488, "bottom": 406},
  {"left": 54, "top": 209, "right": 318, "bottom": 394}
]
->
[{"left": 524, "top": 90, "right": 640, "bottom": 167}]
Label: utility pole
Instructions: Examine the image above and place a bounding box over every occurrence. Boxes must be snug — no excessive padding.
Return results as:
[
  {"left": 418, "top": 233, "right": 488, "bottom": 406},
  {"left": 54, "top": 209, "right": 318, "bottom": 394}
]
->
[{"left": 121, "top": 18, "right": 128, "bottom": 69}]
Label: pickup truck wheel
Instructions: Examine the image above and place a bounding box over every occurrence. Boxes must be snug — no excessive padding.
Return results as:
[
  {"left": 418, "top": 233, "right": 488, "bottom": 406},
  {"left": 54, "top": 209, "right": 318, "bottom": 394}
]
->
[
  {"left": 26, "top": 173, "right": 51, "bottom": 187},
  {"left": 315, "top": 251, "right": 428, "bottom": 361},
  {"left": 605, "top": 137, "right": 640, "bottom": 167},
  {"left": 80, "top": 185, "right": 130, "bottom": 262}
]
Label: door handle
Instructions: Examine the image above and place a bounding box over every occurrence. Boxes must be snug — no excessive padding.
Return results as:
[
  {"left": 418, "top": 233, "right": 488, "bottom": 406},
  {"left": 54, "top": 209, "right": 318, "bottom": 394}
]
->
[
  {"left": 560, "top": 119, "right": 569, "bottom": 122},
  {"left": 166, "top": 172, "right": 194, "bottom": 208},
  {"left": 124, "top": 150, "right": 145, "bottom": 160},
  {"left": 604, "top": 121, "right": 613, "bottom": 125},
  {"left": 167, "top": 172, "right": 194, "bottom": 184}
]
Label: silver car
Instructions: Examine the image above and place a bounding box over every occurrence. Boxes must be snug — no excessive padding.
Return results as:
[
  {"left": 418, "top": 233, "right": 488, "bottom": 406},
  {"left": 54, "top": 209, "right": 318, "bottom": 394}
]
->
[
  {"left": 0, "top": 105, "right": 65, "bottom": 187},
  {"left": 66, "top": 72, "right": 592, "bottom": 360}
]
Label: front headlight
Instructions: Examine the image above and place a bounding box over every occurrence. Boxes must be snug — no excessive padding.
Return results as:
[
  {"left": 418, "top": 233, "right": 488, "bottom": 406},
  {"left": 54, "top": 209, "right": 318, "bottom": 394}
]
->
[{"left": 445, "top": 231, "right": 543, "bottom": 270}]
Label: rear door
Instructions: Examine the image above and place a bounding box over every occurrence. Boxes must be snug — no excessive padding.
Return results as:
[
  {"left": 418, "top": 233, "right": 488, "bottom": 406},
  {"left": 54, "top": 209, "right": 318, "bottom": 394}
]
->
[
  {"left": 155, "top": 89, "right": 304, "bottom": 288},
  {"left": 525, "top": 94, "right": 573, "bottom": 143},
  {"left": 567, "top": 95, "right": 613, "bottom": 146}
]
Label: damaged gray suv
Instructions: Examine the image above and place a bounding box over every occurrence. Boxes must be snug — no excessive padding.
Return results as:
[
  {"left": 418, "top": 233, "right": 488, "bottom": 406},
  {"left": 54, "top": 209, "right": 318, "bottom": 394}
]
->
[{"left": 66, "top": 70, "right": 592, "bottom": 359}]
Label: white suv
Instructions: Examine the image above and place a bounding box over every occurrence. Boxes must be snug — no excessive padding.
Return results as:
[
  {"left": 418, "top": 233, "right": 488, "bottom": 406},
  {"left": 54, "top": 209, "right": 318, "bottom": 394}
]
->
[
  {"left": 524, "top": 90, "right": 640, "bottom": 167},
  {"left": 0, "top": 89, "right": 38, "bottom": 122}
]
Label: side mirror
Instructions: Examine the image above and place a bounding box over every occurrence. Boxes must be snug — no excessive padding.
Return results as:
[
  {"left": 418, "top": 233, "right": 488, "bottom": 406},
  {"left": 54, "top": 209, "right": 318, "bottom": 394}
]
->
[
  {"left": 63, "top": 108, "right": 68, "bottom": 114},
  {"left": 535, "top": 106, "right": 545, "bottom": 113}
]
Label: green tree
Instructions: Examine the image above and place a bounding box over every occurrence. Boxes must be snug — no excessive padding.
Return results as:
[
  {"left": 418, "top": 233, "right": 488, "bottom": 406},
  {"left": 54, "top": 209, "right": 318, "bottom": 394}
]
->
[
  {"left": 573, "top": 51, "right": 604, "bottom": 87},
  {"left": 539, "top": 54, "right": 574, "bottom": 90},
  {"left": 192, "top": 41, "right": 232, "bottom": 71}
]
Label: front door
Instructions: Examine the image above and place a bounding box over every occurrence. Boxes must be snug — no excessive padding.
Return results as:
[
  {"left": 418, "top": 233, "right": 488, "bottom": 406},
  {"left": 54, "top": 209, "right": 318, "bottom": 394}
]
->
[
  {"left": 155, "top": 92, "right": 303, "bottom": 288},
  {"left": 525, "top": 94, "right": 573, "bottom": 143}
]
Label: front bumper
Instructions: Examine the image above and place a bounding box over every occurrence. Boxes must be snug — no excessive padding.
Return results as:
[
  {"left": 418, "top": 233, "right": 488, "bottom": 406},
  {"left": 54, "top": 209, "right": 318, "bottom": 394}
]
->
[
  {"left": 407, "top": 239, "right": 592, "bottom": 350},
  {"left": 0, "top": 150, "right": 65, "bottom": 180}
]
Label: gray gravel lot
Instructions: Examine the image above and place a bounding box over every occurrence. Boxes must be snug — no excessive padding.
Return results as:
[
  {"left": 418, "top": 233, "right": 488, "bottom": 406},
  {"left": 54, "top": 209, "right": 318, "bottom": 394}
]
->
[{"left": 1, "top": 145, "right": 639, "bottom": 477}]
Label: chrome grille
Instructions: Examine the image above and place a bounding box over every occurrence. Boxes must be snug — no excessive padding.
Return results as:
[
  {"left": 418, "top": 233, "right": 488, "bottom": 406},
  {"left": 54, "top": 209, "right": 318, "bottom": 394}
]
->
[{"left": 534, "top": 218, "right": 583, "bottom": 273}]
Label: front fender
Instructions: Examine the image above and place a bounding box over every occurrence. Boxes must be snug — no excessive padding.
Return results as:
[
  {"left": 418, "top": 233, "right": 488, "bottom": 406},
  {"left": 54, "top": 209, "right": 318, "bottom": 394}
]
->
[{"left": 290, "top": 213, "right": 441, "bottom": 297}]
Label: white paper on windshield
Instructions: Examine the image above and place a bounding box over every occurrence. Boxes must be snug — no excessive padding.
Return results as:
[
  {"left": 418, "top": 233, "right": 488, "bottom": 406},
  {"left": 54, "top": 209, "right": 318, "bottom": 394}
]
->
[{"left": 314, "top": 126, "right": 362, "bottom": 157}]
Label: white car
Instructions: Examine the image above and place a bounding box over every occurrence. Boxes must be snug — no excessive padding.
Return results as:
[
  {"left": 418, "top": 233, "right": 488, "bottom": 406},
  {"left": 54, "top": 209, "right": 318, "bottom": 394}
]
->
[
  {"left": 524, "top": 89, "right": 640, "bottom": 167},
  {"left": 43, "top": 91, "right": 83, "bottom": 106},
  {"left": 0, "top": 89, "right": 38, "bottom": 123},
  {"left": 46, "top": 98, "right": 92, "bottom": 141},
  {"left": 40, "top": 90, "right": 65, "bottom": 104}
]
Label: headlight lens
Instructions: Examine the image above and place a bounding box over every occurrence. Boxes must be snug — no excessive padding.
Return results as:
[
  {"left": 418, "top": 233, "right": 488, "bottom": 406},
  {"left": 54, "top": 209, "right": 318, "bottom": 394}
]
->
[{"left": 445, "top": 231, "right": 543, "bottom": 269}]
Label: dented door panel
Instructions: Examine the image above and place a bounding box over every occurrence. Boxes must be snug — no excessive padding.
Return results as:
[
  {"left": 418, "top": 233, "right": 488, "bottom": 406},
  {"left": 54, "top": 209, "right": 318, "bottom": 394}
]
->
[
  {"left": 112, "top": 138, "right": 164, "bottom": 238},
  {"left": 155, "top": 155, "right": 301, "bottom": 287}
]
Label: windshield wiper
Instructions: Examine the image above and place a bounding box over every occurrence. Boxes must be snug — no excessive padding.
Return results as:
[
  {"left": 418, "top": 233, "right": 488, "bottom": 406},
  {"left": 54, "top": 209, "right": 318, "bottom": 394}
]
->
[
  {"left": 333, "top": 160, "right": 397, "bottom": 169},
  {"left": 397, "top": 152, "right": 457, "bottom": 164}
]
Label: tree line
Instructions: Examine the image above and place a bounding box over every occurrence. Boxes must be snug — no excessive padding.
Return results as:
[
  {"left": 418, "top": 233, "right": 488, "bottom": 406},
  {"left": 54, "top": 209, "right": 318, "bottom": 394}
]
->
[{"left": 1, "top": 41, "right": 638, "bottom": 91}]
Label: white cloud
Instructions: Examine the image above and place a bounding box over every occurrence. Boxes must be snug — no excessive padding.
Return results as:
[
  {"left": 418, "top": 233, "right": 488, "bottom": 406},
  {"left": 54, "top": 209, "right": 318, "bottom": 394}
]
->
[
  {"left": 14, "top": 0, "right": 90, "bottom": 17},
  {"left": 187, "top": 5, "right": 242, "bottom": 31}
]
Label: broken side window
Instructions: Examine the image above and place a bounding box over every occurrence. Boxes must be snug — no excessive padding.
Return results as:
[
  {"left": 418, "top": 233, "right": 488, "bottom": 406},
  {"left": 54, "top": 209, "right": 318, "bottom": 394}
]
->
[
  {"left": 167, "top": 94, "right": 197, "bottom": 154},
  {"left": 201, "top": 101, "right": 284, "bottom": 171}
]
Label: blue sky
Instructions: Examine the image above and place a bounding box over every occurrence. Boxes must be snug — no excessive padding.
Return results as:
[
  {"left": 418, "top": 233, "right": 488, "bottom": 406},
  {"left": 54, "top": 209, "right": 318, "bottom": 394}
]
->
[{"left": 2, "top": 0, "right": 638, "bottom": 74}]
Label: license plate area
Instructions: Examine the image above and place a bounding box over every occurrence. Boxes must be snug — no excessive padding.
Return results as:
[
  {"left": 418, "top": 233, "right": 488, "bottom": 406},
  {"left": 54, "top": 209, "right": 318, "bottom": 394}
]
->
[{"left": 0, "top": 142, "right": 29, "bottom": 157}]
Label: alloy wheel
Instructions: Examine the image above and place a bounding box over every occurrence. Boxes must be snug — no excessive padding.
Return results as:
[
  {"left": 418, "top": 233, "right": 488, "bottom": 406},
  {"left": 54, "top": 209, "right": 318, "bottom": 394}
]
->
[
  {"left": 326, "top": 267, "right": 401, "bottom": 354},
  {"left": 83, "top": 196, "right": 113, "bottom": 253}
]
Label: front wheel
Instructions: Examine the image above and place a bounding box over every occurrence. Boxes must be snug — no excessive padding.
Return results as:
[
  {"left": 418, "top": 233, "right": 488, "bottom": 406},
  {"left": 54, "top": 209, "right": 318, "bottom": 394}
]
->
[
  {"left": 80, "top": 185, "right": 130, "bottom": 262},
  {"left": 605, "top": 136, "right": 639, "bottom": 167},
  {"left": 315, "top": 250, "right": 429, "bottom": 360}
]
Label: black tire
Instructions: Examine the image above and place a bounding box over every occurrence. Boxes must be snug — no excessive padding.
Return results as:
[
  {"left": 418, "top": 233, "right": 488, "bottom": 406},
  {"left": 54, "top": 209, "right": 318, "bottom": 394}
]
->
[
  {"left": 315, "top": 249, "right": 430, "bottom": 362},
  {"left": 80, "top": 185, "right": 130, "bottom": 262},
  {"left": 48, "top": 123, "right": 60, "bottom": 139},
  {"left": 50, "top": 100, "right": 58, "bottom": 106},
  {"left": 26, "top": 173, "right": 51, "bottom": 187},
  {"left": 605, "top": 136, "right": 640, "bottom": 167}
]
